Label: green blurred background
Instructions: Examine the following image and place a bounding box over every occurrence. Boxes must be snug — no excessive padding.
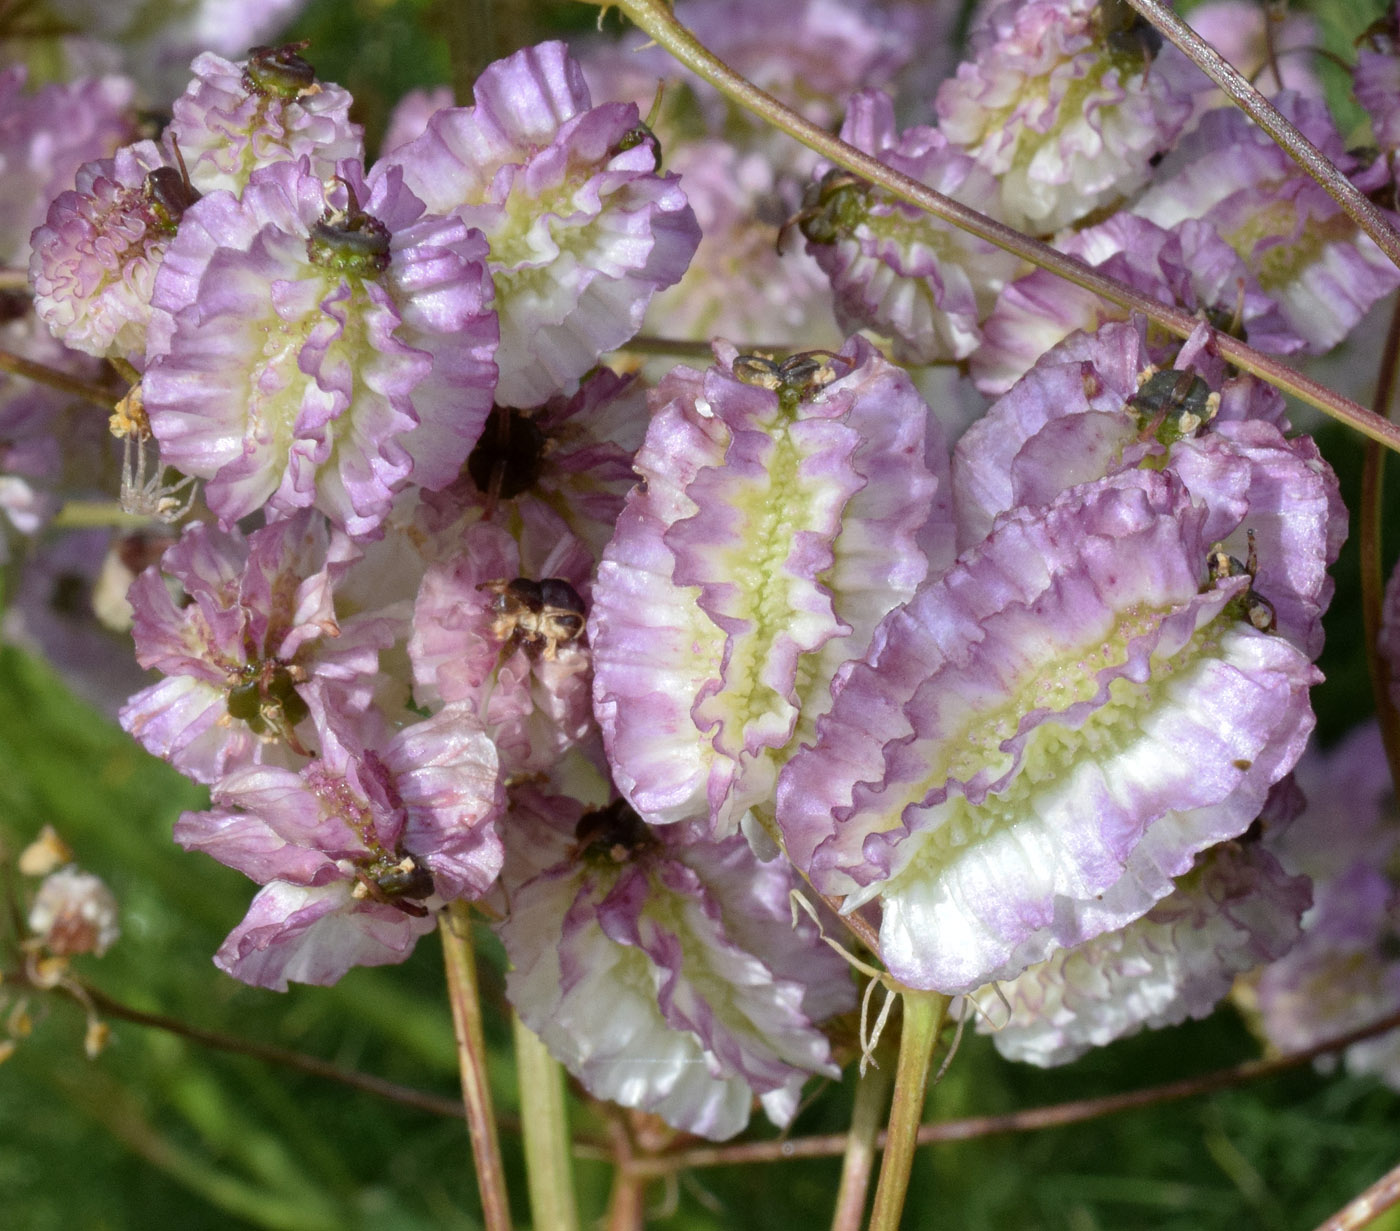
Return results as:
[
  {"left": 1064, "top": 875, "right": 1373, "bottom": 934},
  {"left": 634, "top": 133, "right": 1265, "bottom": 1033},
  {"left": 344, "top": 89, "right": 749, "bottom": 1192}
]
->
[{"left": 5, "top": 0, "right": 1400, "bottom": 1227}]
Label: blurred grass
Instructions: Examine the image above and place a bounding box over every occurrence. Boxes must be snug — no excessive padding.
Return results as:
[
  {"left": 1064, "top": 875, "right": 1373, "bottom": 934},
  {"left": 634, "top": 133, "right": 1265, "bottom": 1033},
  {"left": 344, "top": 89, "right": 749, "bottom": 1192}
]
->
[
  {"left": 0, "top": 645, "right": 524, "bottom": 1230},
  {"left": 5, "top": 0, "right": 1400, "bottom": 1227}
]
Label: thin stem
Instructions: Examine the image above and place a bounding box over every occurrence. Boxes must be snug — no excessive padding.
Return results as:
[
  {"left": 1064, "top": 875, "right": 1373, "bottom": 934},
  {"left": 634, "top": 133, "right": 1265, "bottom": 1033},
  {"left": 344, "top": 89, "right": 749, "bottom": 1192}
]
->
[
  {"left": 0, "top": 347, "right": 116, "bottom": 407},
  {"left": 1312, "top": 1156, "right": 1400, "bottom": 1231},
  {"left": 0, "top": 267, "right": 30, "bottom": 289},
  {"left": 441, "top": 904, "right": 514, "bottom": 1231},
  {"left": 513, "top": 1011, "right": 581, "bottom": 1231},
  {"left": 867, "top": 991, "right": 948, "bottom": 1231},
  {"left": 604, "top": 1118, "right": 647, "bottom": 1231},
  {"left": 1361, "top": 296, "right": 1400, "bottom": 793},
  {"left": 73, "top": 982, "right": 463, "bottom": 1118},
  {"left": 620, "top": 1005, "right": 1400, "bottom": 1176},
  {"left": 1256, "top": 0, "right": 1285, "bottom": 94},
  {"left": 815, "top": 888, "right": 881, "bottom": 957},
  {"left": 583, "top": 0, "right": 1400, "bottom": 453},
  {"left": 51, "top": 500, "right": 176, "bottom": 531},
  {"left": 1123, "top": 0, "right": 1400, "bottom": 274},
  {"left": 605, "top": 1173, "right": 646, "bottom": 1231},
  {"left": 751, "top": 804, "right": 882, "bottom": 958},
  {"left": 620, "top": 335, "right": 801, "bottom": 360},
  {"left": 829, "top": 1046, "right": 895, "bottom": 1231}
]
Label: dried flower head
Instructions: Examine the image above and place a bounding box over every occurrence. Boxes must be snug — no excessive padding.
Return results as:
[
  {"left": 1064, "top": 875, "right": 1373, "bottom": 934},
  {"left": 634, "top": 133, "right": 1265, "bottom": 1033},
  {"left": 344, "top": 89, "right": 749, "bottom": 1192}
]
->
[{"left": 28, "top": 866, "right": 120, "bottom": 957}]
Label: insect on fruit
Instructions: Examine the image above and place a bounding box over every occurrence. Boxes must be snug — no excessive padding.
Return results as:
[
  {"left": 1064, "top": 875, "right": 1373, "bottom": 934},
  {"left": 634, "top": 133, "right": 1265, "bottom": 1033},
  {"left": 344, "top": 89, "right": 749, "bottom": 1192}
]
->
[
  {"left": 733, "top": 348, "right": 842, "bottom": 412},
  {"left": 352, "top": 854, "right": 436, "bottom": 917},
  {"left": 574, "top": 798, "right": 655, "bottom": 863},
  {"left": 307, "top": 179, "right": 392, "bottom": 275},
  {"left": 242, "top": 41, "right": 320, "bottom": 98},
  {"left": 478, "top": 577, "right": 587, "bottom": 661},
  {"left": 1207, "top": 529, "right": 1277, "bottom": 633},
  {"left": 1128, "top": 367, "right": 1218, "bottom": 446},
  {"left": 778, "top": 168, "right": 869, "bottom": 253},
  {"left": 143, "top": 140, "right": 200, "bottom": 233}
]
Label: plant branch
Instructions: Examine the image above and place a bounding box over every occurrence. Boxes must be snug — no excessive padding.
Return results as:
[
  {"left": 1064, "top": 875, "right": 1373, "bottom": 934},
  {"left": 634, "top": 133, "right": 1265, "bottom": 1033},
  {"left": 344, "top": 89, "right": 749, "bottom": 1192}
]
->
[
  {"left": 815, "top": 889, "right": 881, "bottom": 956},
  {"left": 0, "top": 346, "right": 117, "bottom": 407},
  {"left": 74, "top": 981, "right": 464, "bottom": 1118},
  {"left": 829, "top": 1043, "right": 894, "bottom": 1231},
  {"left": 1312, "top": 1155, "right": 1400, "bottom": 1231},
  {"left": 441, "top": 904, "right": 514, "bottom": 1231},
  {"left": 867, "top": 991, "right": 948, "bottom": 1231},
  {"left": 619, "top": 1006, "right": 1400, "bottom": 1176},
  {"left": 619, "top": 335, "right": 814, "bottom": 361},
  {"left": 51, "top": 500, "right": 179, "bottom": 531},
  {"left": 1122, "top": 0, "right": 1400, "bottom": 274},
  {"left": 604, "top": 1116, "right": 647, "bottom": 1231},
  {"left": 1361, "top": 295, "right": 1400, "bottom": 794},
  {"left": 580, "top": 0, "right": 1400, "bottom": 453}
]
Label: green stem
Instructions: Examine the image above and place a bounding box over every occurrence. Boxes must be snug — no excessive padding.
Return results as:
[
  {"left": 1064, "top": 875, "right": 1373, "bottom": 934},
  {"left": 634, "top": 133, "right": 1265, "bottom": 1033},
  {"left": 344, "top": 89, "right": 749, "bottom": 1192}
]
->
[
  {"left": 440, "top": 904, "right": 513, "bottom": 1231},
  {"left": 1123, "top": 0, "right": 1400, "bottom": 274},
  {"left": 581, "top": 0, "right": 1400, "bottom": 453},
  {"left": 1361, "top": 296, "right": 1400, "bottom": 793},
  {"left": 867, "top": 991, "right": 949, "bottom": 1231},
  {"left": 512, "top": 1011, "right": 581, "bottom": 1231},
  {"left": 829, "top": 1038, "right": 895, "bottom": 1231},
  {"left": 51, "top": 500, "right": 173, "bottom": 531}
]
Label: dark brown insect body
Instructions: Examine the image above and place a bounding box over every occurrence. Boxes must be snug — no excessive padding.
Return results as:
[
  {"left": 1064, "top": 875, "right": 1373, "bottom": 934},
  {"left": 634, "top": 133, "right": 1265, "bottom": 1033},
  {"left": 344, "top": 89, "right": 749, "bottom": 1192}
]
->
[
  {"left": 353, "top": 854, "right": 435, "bottom": 917},
  {"left": 243, "top": 42, "right": 319, "bottom": 97},
  {"left": 574, "top": 798, "right": 655, "bottom": 863},
  {"left": 478, "top": 577, "right": 587, "bottom": 660}
]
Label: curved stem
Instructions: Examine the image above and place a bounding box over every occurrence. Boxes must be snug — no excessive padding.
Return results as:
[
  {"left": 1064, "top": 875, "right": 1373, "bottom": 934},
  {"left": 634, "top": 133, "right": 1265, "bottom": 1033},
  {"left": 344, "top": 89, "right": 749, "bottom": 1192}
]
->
[
  {"left": 620, "top": 1004, "right": 1400, "bottom": 1176},
  {"left": 513, "top": 1011, "right": 580, "bottom": 1231},
  {"left": 1123, "top": 0, "right": 1400, "bottom": 274},
  {"left": 441, "top": 904, "right": 513, "bottom": 1231},
  {"left": 581, "top": 0, "right": 1400, "bottom": 453},
  {"left": 1361, "top": 296, "right": 1400, "bottom": 792},
  {"left": 867, "top": 991, "right": 948, "bottom": 1231},
  {"left": 829, "top": 1044, "right": 895, "bottom": 1231}
]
